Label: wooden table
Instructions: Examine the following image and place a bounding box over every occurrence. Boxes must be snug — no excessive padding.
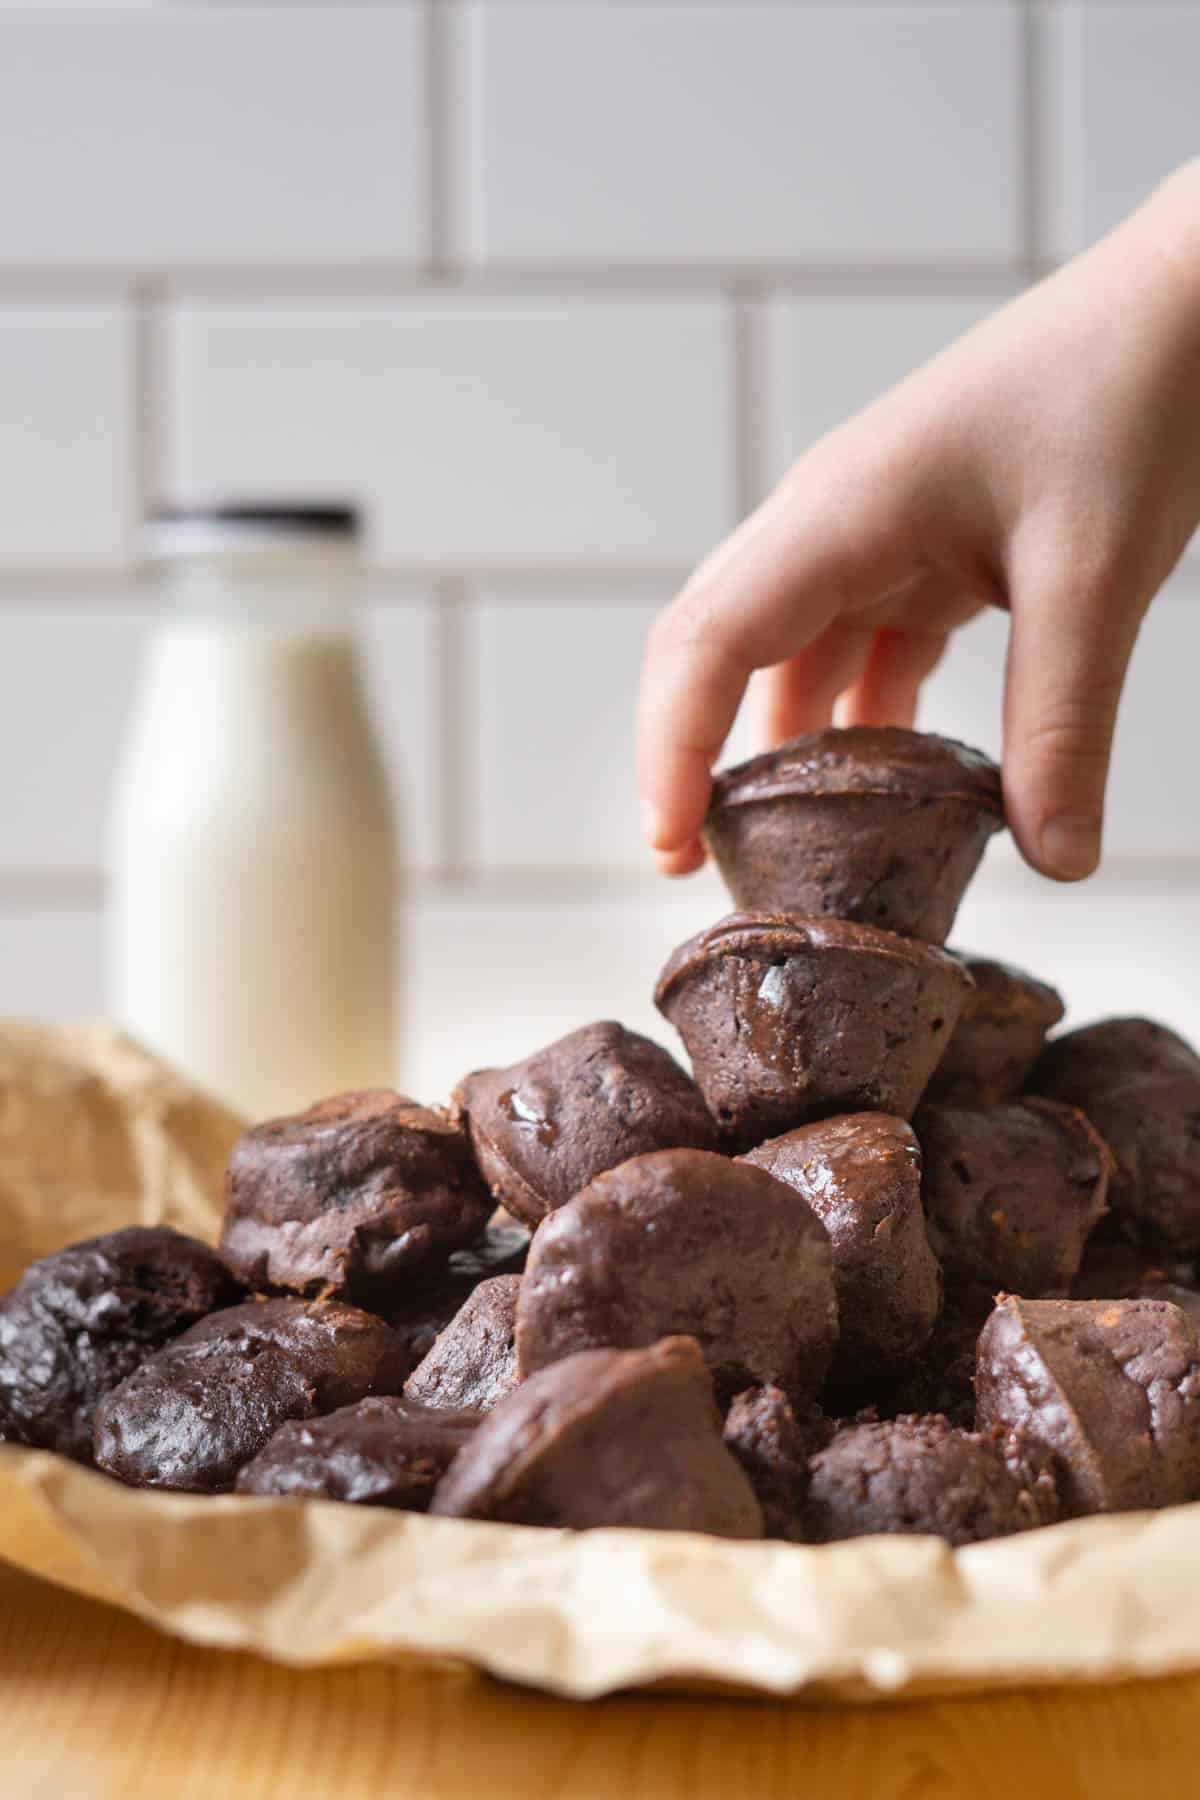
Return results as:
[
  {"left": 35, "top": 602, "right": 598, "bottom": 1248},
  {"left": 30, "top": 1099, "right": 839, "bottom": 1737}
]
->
[{"left": 1, "top": 1560, "right": 1195, "bottom": 1799}]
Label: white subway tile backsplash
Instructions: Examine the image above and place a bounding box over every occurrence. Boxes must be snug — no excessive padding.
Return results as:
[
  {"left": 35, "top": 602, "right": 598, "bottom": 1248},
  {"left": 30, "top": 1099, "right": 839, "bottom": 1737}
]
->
[
  {"left": 466, "top": 592, "right": 658, "bottom": 874},
  {"left": 0, "top": 304, "right": 133, "bottom": 568},
  {"left": 0, "top": 591, "right": 441, "bottom": 878},
  {"left": 0, "top": 906, "right": 104, "bottom": 1021},
  {"left": 358, "top": 593, "right": 443, "bottom": 875},
  {"left": 166, "top": 297, "right": 734, "bottom": 566},
  {"left": 920, "top": 577, "right": 1200, "bottom": 860},
  {"left": 761, "top": 289, "right": 1017, "bottom": 490},
  {"left": 0, "top": 600, "right": 150, "bottom": 879},
  {"left": 1057, "top": 3, "right": 1200, "bottom": 252},
  {"left": 459, "top": 2, "right": 1024, "bottom": 267},
  {"left": 0, "top": 8, "right": 425, "bottom": 268},
  {"left": 464, "top": 590, "right": 761, "bottom": 876}
]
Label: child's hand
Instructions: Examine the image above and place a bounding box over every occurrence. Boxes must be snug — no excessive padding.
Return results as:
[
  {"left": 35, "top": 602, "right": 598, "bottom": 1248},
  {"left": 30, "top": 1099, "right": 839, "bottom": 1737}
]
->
[{"left": 638, "top": 162, "right": 1200, "bottom": 883}]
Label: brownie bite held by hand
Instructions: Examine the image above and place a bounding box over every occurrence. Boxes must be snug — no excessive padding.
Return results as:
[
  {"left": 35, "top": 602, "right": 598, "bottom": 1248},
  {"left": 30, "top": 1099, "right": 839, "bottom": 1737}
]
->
[
  {"left": 431, "top": 1336, "right": 763, "bottom": 1538},
  {"left": 804, "top": 1413, "right": 1061, "bottom": 1546},
  {"left": 452, "top": 1021, "right": 716, "bottom": 1230},
  {"left": 741, "top": 1113, "right": 941, "bottom": 1398},
  {"left": 93, "top": 1297, "right": 408, "bottom": 1493},
  {"left": 703, "top": 727, "right": 1004, "bottom": 944},
  {"left": 236, "top": 1396, "right": 481, "bottom": 1511},
  {"left": 924, "top": 956, "right": 1065, "bottom": 1104},
  {"left": 517, "top": 1147, "right": 836, "bottom": 1403},
  {"left": 0, "top": 1227, "right": 242, "bottom": 1464},
  {"left": 220, "top": 1090, "right": 494, "bottom": 1302},
  {"left": 1029, "top": 1018, "right": 1200, "bottom": 1254},
  {"left": 656, "top": 914, "right": 971, "bottom": 1146},
  {"left": 976, "top": 1294, "right": 1200, "bottom": 1516},
  {"left": 916, "top": 1097, "right": 1110, "bottom": 1296}
]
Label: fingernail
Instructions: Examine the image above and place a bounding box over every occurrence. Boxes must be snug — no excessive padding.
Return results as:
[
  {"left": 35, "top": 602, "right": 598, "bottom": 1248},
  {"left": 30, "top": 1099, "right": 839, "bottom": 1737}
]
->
[{"left": 1039, "top": 812, "right": 1101, "bottom": 880}]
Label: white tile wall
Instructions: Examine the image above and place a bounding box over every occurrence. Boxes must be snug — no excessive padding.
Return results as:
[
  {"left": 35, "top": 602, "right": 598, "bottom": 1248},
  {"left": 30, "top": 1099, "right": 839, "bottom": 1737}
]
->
[
  {"left": 0, "top": 905, "right": 105, "bottom": 1021},
  {"left": 466, "top": 591, "right": 662, "bottom": 874},
  {"left": 466, "top": 589, "right": 762, "bottom": 874},
  {"left": 1, "top": 1, "right": 1198, "bottom": 1082},
  {"left": 761, "top": 289, "right": 1017, "bottom": 488},
  {"left": 0, "top": 8, "right": 426, "bottom": 268},
  {"left": 459, "top": 3, "right": 1023, "bottom": 266},
  {"left": 0, "top": 599, "right": 150, "bottom": 878},
  {"left": 1056, "top": 3, "right": 1200, "bottom": 253},
  {"left": 0, "top": 305, "right": 133, "bottom": 568},
  {"left": 166, "top": 297, "right": 734, "bottom": 566},
  {"left": 359, "top": 592, "right": 443, "bottom": 875}
]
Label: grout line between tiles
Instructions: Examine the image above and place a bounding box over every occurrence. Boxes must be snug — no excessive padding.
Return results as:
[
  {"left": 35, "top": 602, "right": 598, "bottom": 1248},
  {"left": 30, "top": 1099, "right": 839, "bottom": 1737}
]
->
[
  {"left": 131, "top": 283, "right": 165, "bottom": 527},
  {"left": 731, "top": 281, "right": 765, "bottom": 521},
  {"left": 1019, "top": 0, "right": 1042, "bottom": 278},
  {"left": 425, "top": 0, "right": 452, "bottom": 276},
  {"left": 5, "top": 859, "right": 1200, "bottom": 915},
  {"left": 0, "top": 260, "right": 1045, "bottom": 302},
  {"left": 3, "top": 559, "right": 1197, "bottom": 604},
  {"left": 433, "top": 577, "right": 471, "bottom": 879},
  {"left": 0, "top": 564, "right": 700, "bottom": 600}
]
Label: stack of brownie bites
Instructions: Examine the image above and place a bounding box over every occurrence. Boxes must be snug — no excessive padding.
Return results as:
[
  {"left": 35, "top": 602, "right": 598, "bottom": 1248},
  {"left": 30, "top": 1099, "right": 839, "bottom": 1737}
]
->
[{"left": 5, "top": 726, "right": 1200, "bottom": 1549}]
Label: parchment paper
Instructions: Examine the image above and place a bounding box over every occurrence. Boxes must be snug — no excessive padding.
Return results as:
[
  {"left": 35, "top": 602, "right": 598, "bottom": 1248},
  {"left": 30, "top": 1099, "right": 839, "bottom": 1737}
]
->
[{"left": 3, "top": 1019, "right": 1200, "bottom": 1703}]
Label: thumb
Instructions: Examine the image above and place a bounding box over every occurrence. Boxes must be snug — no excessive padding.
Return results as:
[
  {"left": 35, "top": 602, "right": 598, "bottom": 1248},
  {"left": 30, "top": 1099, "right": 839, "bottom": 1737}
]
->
[{"left": 1002, "top": 568, "right": 1145, "bottom": 880}]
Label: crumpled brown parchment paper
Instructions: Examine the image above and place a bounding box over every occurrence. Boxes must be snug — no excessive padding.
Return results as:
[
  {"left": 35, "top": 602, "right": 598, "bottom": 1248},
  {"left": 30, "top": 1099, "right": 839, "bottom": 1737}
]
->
[{"left": 2, "top": 1018, "right": 1200, "bottom": 1703}]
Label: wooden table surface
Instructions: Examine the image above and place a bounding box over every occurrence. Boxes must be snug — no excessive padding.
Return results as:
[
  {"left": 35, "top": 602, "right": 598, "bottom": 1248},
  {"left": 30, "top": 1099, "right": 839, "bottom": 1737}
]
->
[{"left": 2, "top": 1560, "right": 1197, "bottom": 1799}]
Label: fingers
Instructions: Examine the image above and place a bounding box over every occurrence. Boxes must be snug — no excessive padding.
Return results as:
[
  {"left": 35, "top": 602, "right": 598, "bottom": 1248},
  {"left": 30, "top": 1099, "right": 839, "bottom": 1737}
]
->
[
  {"left": 840, "top": 584, "right": 986, "bottom": 726},
  {"left": 839, "top": 625, "right": 949, "bottom": 729},
  {"left": 757, "top": 621, "right": 879, "bottom": 746},
  {"left": 638, "top": 444, "right": 918, "bottom": 864},
  {"left": 1002, "top": 569, "right": 1144, "bottom": 881}
]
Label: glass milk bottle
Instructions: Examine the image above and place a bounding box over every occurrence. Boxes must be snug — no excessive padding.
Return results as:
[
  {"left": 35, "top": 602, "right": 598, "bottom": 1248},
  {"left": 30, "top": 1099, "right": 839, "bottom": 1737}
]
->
[{"left": 108, "top": 504, "right": 397, "bottom": 1121}]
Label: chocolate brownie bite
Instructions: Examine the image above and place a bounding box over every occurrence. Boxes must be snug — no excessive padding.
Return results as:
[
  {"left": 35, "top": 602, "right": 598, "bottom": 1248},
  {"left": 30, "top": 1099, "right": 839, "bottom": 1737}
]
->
[
  {"left": 805, "top": 1413, "right": 1061, "bottom": 1546},
  {"left": 0, "top": 1227, "right": 242, "bottom": 1464},
  {"left": 93, "top": 1297, "right": 407, "bottom": 1493},
  {"left": 1029, "top": 1019, "right": 1200, "bottom": 1253},
  {"left": 378, "top": 1222, "right": 530, "bottom": 1378},
  {"left": 722, "top": 1385, "right": 827, "bottom": 1540},
  {"left": 452, "top": 1022, "right": 717, "bottom": 1230},
  {"left": 916, "top": 1097, "right": 1110, "bottom": 1296},
  {"left": 656, "top": 914, "right": 972, "bottom": 1146},
  {"left": 517, "top": 1147, "right": 837, "bottom": 1403},
  {"left": 703, "top": 727, "right": 1004, "bottom": 944},
  {"left": 404, "top": 1274, "right": 521, "bottom": 1413},
  {"left": 236, "top": 1396, "right": 480, "bottom": 1510},
  {"left": 741, "top": 1113, "right": 941, "bottom": 1398},
  {"left": 975, "top": 1294, "right": 1200, "bottom": 1516},
  {"left": 220, "top": 1090, "right": 493, "bottom": 1302},
  {"left": 431, "top": 1336, "right": 763, "bottom": 1538},
  {"left": 924, "top": 957, "right": 1065, "bottom": 1104}
]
